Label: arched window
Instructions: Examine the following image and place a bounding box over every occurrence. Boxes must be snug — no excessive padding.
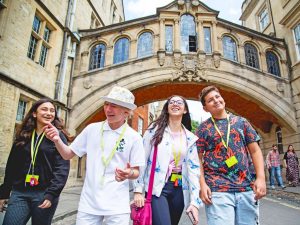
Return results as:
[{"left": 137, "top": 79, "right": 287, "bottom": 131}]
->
[
  {"left": 89, "top": 43, "right": 106, "bottom": 70},
  {"left": 113, "top": 37, "right": 129, "bottom": 64},
  {"left": 180, "top": 14, "right": 196, "bottom": 53},
  {"left": 244, "top": 43, "right": 260, "bottom": 69},
  {"left": 222, "top": 36, "right": 238, "bottom": 61},
  {"left": 266, "top": 51, "right": 281, "bottom": 77},
  {"left": 137, "top": 32, "right": 153, "bottom": 58}
]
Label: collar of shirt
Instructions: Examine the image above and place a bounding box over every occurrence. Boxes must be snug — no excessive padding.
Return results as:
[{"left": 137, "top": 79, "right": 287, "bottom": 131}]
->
[{"left": 102, "top": 121, "right": 127, "bottom": 134}]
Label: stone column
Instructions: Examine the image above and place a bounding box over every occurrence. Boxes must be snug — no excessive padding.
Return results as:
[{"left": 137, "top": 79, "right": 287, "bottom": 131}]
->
[
  {"left": 174, "top": 18, "right": 180, "bottom": 52},
  {"left": 106, "top": 46, "right": 114, "bottom": 65},
  {"left": 197, "top": 19, "right": 204, "bottom": 52},
  {"left": 130, "top": 39, "right": 137, "bottom": 59},
  {"left": 159, "top": 19, "right": 165, "bottom": 50},
  {"left": 238, "top": 44, "right": 245, "bottom": 64},
  {"left": 212, "top": 21, "right": 218, "bottom": 52},
  {"left": 80, "top": 51, "right": 89, "bottom": 72}
]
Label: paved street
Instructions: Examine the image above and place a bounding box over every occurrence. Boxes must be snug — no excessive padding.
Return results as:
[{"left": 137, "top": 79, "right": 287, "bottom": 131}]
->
[{"left": 1, "top": 186, "right": 300, "bottom": 225}]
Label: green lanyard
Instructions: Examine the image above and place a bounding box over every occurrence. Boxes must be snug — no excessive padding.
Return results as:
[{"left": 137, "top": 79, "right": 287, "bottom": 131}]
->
[
  {"left": 99, "top": 121, "right": 127, "bottom": 185},
  {"left": 211, "top": 114, "right": 230, "bottom": 149},
  {"left": 168, "top": 126, "right": 183, "bottom": 168},
  {"left": 30, "top": 130, "right": 45, "bottom": 169}
]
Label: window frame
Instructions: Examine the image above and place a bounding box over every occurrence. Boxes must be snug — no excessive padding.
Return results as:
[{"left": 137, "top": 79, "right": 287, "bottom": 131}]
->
[
  {"left": 259, "top": 7, "right": 269, "bottom": 31},
  {"left": 89, "top": 43, "right": 106, "bottom": 70},
  {"left": 204, "top": 27, "right": 212, "bottom": 54},
  {"left": 244, "top": 43, "right": 260, "bottom": 69},
  {"left": 137, "top": 32, "right": 153, "bottom": 58},
  {"left": 293, "top": 24, "right": 300, "bottom": 60},
  {"left": 180, "top": 14, "right": 197, "bottom": 53},
  {"left": 222, "top": 35, "right": 238, "bottom": 61},
  {"left": 113, "top": 37, "right": 130, "bottom": 64},
  {"left": 266, "top": 51, "right": 281, "bottom": 77},
  {"left": 16, "top": 99, "right": 27, "bottom": 122}
]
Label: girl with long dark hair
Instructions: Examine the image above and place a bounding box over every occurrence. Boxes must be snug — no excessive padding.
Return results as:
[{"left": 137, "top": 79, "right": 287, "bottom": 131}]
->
[
  {"left": 0, "top": 98, "right": 70, "bottom": 225},
  {"left": 133, "top": 95, "right": 201, "bottom": 225},
  {"left": 283, "top": 144, "right": 299, "bottom": 187}
]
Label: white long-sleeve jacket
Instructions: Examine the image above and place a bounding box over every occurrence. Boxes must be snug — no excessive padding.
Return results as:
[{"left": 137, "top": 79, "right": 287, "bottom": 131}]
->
[{"left": 133, "top": 126, "right": 202, "bottom": 209}]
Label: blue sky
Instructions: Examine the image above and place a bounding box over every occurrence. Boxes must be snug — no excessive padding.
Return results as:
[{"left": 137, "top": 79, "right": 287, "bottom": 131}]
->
[
  {"left": 122, "top": 0, "right": 245, "bottom": 122},
  {"left": 123, "top": 0, "right": 245, "bottom": 24}
]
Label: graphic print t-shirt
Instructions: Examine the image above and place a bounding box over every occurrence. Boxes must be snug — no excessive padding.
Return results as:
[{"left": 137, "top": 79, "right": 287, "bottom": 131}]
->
[{"left": 196, "top": 114, "right": 260, "bottom": 192}]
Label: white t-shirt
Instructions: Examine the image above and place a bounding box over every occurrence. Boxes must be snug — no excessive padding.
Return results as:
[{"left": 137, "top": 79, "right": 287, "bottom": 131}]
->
[{"left": 70, "top": 121, "right": 145, "bottom": 215}]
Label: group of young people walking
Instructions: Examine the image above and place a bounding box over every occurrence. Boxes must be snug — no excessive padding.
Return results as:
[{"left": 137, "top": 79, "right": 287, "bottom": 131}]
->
[{"left": 0, "top": 85, "right": 269, "bottom": 225}]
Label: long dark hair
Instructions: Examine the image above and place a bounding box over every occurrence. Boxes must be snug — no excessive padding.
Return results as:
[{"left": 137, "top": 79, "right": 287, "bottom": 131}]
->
[
  {"left": 287, "top": 144, "right": 295, "bottom": 154},
  {"left": 149, "top": 95, "right": 192, "bottom": 146},
  {"left": 15, "top": 98, "right": 71, "bottom": 146}
]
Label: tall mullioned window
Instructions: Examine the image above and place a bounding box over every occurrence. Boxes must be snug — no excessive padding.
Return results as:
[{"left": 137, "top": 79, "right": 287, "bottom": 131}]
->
[
  {"left": 222, "top": 36, "right": 237, "bottom": 61},
  {"left": 294, "top": 24, "right": 300, "bottom": 59},
  {"left": 27, "top": 13, "right": 52, "bottom": 67},
  {"left": 113, "top": 38, "right": 129, "bottom": 64},
  {"left": 137, "top": 32, "right": 153, "bottom": 58},
  {"left": 244, "top": 43, "right": 260, "bottom": 69},
  {"left": 165, "top": 25, "right": 173, "bottom": 53},
  {"left": 204, "top": 27, "right": 212, "bottom": 54},
  {"left": 266, "top": 51, "right": 281, "bottom": 77},
  {"left": 259, "top": 7, "right": 269, "bottom": 31},
  {"left": 180, "top": 14, "right": 197, "bottom": 53},
  {"left": 89, "top": 44, "right": 106, "bottom": 70}
]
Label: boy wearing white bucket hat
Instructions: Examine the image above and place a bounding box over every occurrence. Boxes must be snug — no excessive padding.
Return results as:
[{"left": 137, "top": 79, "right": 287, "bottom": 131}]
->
[{"left": 43, "top": 86, "right": 145, "bottom": 225}]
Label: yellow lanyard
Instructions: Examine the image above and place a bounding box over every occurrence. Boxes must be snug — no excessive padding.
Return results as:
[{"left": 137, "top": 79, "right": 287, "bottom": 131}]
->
[
  {"left": 211, "top": 114, "right": 230, "bottom": 149},
  {"left": 30, "top": 130, "right": 45, "bottom": 168},
  {"left": 169, "top": 127, "right": 182, "bottom": 168},
  {"left": 100, "top": 121, "right": 127, "bottom": 183}
]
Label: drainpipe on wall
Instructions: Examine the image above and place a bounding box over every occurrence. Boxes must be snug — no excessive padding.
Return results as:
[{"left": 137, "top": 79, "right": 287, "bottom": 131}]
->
[
  {"left": 55, "top": 0, "right": 77, "bottom": 114},
  {"left": 268, "top": 0, "right": 277, "bottom": 37}
]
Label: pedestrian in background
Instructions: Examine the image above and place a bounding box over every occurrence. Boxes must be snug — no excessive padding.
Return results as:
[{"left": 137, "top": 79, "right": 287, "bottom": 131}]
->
[
  {"left": 266, "top": 144, "right": 286, "bottom": 189},
  {"left": 283, "top": 144, "right": 299, "bottom": 187},
  {"left": 196, "top": 85, "right": 266, "bottom": 225},
  {"left": 0, "top": 98, "right": 70, "bottom": 225},
  {"left": 133, "top": 95, "right": 201, "bottom": 225},
  {"left": 44, "top": 86, "right": 145, "bottom": 225}
]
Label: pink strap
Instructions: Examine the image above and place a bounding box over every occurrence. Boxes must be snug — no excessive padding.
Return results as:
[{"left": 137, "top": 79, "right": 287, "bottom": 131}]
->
[{"left": 146, "top": 145, "right": 158, "bottom": 201}]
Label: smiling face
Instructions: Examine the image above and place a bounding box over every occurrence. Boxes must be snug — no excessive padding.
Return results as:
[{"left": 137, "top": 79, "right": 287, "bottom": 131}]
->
[
  {"left": 167, "top": 96, "right": 187, "bottom": 118},
  {"left": 104, "top": 102, "right": 129, "bottom": 129},
  {"left": 203, "top": 90, "right": 226, "bottom": 117},
  {"left": 32, "top": 102, "right": 55, "bottom": 127}
]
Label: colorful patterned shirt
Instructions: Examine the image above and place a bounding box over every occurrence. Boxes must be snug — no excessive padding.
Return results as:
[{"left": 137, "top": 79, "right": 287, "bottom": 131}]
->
[{"left": 196, "top": 114, "right": 260, "bottom": 192}]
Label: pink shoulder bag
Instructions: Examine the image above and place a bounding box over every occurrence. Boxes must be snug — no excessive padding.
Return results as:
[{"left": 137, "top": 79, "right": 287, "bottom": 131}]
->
[{"left": 130, "top": 145, "right": 158, "bottom": 225}]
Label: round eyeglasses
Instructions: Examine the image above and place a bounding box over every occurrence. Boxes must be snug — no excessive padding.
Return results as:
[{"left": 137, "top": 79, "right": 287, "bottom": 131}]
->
[{"left": 169, "top": 100, "right": 184, "bottom": 106}]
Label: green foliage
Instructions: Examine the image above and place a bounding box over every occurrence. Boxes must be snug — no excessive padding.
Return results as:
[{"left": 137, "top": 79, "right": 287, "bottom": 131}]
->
[{"left": 191, "top": 120, "right": 200, "bottom": 133}]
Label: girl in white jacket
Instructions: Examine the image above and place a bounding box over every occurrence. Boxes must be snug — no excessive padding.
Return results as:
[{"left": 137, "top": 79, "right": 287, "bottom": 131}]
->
[{"left": 133, "top": 95, "right": 202, "bottom": 225}]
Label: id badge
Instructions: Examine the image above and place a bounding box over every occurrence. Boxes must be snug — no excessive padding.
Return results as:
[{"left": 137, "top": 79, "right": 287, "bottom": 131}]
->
[
  {"left": 225, "top": 156, "right": 238, "bottom": 168},
  {"left": 170, "top": 174, "right": 182, "bottom": 182},
  {"left": 25, "top": 174, "right": 39, "bottom": 182}
]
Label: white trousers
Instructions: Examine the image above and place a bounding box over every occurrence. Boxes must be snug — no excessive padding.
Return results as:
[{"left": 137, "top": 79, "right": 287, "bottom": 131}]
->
[{"left": 76, "top": 211, "right": 130, "bottom": 225}]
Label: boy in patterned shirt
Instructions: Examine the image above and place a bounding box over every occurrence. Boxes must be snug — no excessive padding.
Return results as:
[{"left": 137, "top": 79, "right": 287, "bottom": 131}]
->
[{"left": 195, "top": 85, "right": 266, "bottom": 225}]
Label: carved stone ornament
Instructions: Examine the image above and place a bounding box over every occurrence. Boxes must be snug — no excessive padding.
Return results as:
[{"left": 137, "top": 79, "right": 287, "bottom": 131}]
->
[
  {"left": 157, "top": 50, "right": 166, "bottom": 66},
  {"left": 277, "top": 83, "right": 285, "bottom": 92},
  {"left": 83, "top": 78, "right": 92, "bottom": 89},
  {"left": 172, "top": 55, "right": 208, "bottom": 82},
  {"left": 212, "top": 52, "right": 221, "bottom": 68}
]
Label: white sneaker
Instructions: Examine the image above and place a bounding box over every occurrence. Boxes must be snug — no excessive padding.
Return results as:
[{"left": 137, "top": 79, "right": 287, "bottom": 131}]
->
[{"left": 271, "top": 185, "right": 275, "bottom": 189}]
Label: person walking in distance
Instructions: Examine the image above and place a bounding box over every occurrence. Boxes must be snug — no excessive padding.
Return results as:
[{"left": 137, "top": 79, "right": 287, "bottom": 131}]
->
[
  {"left": 44, "top": 86, "right": 145, "bottom": 225},
  {"left": 133, "top": 95, "right": 201, "bottom": 225},
  {"left": 283, "top": 144, "right": 299, "bottom": 187},
  {"left": 195, "top": 85, "right": 266, "bottom": 225},
  {"left": 0, "top": 98, "right": 70, "bottom": 225},
  {"left": 266, "top": 144, "right": 286, "bottom": 189}
]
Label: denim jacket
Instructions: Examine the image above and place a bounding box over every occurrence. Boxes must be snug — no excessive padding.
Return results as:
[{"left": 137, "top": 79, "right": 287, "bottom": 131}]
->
[{"left": 133, "top": 126, "right": 202, "bottom": 209}]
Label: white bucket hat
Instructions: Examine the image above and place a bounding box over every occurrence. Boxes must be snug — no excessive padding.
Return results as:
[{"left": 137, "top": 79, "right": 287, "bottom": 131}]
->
[{"left": 102, "top": 86, "right": 137, "bottom": 110}]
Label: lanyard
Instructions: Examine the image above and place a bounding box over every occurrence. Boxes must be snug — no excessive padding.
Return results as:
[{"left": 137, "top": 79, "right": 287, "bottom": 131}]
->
[
  {"left": 30, "top": 130, "right": 45, "bottom": 169},
  {"left": 100, "top": 121, "right": 127, "bottom": 178},
  {"left": 168, "top": 126, "right": 183, "bottom": 168},
  {"left": 211, "top": 114, "right": 230, "bottom": 149}
]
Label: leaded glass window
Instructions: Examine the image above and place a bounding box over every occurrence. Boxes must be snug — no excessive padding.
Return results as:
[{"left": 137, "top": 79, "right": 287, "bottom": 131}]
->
[
  {"left": 27, "top": 35, "right": 38, "bottom": 60},
  {"left": 32, "top": 16, "right": 41, "bottom": 33},
  {"left": 89, "top": 44, "right": 106, "bottom": 70},
  {"left": 39, "top": 45, "right": 48, "bottom": 67},
  {"left": 165, "top": 25, "right": 173, "bottom": 53},
  {"left": 222, "top": 36, "right": 237, "bottom": 61},
  {"left": 259, "top": 8, "right": 269, "bottom": 31},
  {"left": 137, "top": 32, "right": 153, "bottom": 58},
  {"left": 204, "top": 27, "right": 212, "bottom": 54},
  {"left": 43, "top": 26, "right": 51, "bottom": 42},
  {"left": 294, "top": 24, "right": 300, "bottom": 58},
  {"left": 16, "top": 100, "right": 27, "bottom": 122},
  {"left": 180, "top": 14, "right": 196, "bottom": 53},
  {"left": 244, "top": 43, "right": 260, "bottom": 69},
  {"left": 266, "top": 51, "right": 281, "bottom": 76},
  {"left": 113, "top": 38, "right": 129, "bottom": 64}
]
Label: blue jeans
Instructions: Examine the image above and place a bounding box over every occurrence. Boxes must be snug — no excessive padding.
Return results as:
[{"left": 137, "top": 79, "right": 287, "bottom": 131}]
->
[
  {"left": 151, "top": 180, "right": 184, "bottom": 225},
  {"left": 205, "top": 191, "right": 259, "bottom": 225},
  {"left": 3, "top": 189, "right": 59, "bottom": 225},
  {"left": 270, "top": 166, "right": 284, "bottom": 186}
]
